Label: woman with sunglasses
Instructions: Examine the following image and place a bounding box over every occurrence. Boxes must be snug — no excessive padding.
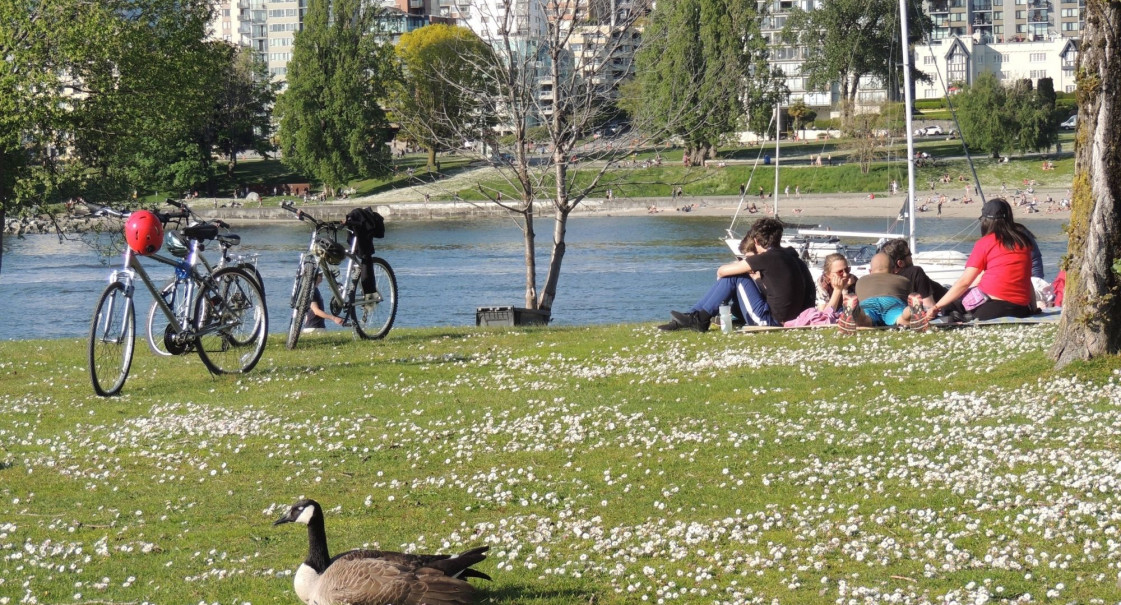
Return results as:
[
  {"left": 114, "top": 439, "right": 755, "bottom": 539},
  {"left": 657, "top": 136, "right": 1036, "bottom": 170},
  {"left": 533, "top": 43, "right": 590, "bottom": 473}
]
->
[{"left": 816, "top": 253, "right": 857, "bottom": 314}]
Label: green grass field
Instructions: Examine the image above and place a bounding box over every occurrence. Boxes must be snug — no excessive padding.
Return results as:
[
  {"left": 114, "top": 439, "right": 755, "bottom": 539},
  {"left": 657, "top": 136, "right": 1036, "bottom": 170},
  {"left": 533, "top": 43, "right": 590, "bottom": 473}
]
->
[
  {"left": 2, "top": 323, "right": 1120, "bottom": 604},
  {"left": 205, "top": 131, "right": 1074, "bottom": 206}
]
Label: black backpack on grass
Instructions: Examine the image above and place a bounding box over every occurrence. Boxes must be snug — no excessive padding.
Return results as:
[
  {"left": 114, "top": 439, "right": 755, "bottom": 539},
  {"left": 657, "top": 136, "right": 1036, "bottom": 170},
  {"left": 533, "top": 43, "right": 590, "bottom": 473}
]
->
[{"left": 344, "top": 207, "right": 385, "bottom": 293}]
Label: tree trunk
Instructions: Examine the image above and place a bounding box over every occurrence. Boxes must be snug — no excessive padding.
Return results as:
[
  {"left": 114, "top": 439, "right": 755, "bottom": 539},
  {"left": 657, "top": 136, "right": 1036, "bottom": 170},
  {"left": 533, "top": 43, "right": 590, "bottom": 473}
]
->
[
  {"left": 522, "top": 202, "right": 538, "bottom": 309},
  {"left": 0, "top": 205, "right": 5, "bottom": 278},
  {"left": 426, "top": 146, "right": 437, "bottom": 170},
  {"left": 538, "top": 205, "right": 568, "bottom": 314},
  {"left": 1050, "top": 0, "right": 1121, "bottom": 366}
]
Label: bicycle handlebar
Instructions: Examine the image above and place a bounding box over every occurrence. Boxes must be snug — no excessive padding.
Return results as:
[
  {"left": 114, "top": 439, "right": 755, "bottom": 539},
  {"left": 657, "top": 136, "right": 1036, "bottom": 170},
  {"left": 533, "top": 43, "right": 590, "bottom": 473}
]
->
[{"left": 281, "top": 201, "right": 343, "bottom": 232}]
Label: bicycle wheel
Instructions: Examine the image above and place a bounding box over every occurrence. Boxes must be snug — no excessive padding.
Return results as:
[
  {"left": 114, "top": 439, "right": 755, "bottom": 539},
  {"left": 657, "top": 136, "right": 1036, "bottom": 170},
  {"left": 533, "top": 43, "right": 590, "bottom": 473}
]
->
[
  {"left": 146, "top": 279, "right": 192, "bottom": 357},
  {"left": 238, "top": 262, "right": 266, "bottom": 304},
  {"left": 192, "top": 267, "right": 268, "bottom": 375},
  {"left": 88, "top": 281, "right": 135, "bottom": 397},
  {"left": 351, "top": 256, "right": 397, "bottom": 340},
  {"left": 286, "top": 262, "right": 316, "bottom": 350}
]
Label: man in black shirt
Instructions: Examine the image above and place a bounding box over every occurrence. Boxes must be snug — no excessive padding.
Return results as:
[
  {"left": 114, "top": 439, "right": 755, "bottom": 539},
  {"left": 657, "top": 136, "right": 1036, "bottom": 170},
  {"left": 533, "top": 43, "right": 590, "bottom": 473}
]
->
[
  {"left": 880, "top": 239, "right": 948, "bottom": 309},
  {"left": 661, "top": 218, "right": 815, "bottom": 331}
]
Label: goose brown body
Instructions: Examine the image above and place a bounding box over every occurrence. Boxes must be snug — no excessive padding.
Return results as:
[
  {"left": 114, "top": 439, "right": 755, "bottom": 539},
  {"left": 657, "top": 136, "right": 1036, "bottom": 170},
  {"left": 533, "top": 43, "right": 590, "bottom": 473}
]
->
[{"left": 274, "top": 499, "right": 488, "bottom": 605}]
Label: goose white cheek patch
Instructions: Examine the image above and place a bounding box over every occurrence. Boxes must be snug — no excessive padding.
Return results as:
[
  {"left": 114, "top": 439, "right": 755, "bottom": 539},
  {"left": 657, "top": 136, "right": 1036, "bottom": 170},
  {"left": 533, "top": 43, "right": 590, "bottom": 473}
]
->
[{"left": 296, "top": 506, "right": 315, "bottom": 525}]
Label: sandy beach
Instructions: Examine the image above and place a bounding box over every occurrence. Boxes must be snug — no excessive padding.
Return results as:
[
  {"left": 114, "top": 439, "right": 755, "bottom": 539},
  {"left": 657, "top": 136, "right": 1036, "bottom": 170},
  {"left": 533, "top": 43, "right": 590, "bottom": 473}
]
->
[{"left": 602, "top": 188, "right": 1072, "bottom": 221}]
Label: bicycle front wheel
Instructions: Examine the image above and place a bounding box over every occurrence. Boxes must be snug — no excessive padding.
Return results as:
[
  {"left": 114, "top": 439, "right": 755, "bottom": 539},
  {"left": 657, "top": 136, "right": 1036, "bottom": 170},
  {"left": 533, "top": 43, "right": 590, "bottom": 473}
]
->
[
  {"left": 286, "top": 262, "right": 315, "bottom": 350},
  {"left": 351, "top": 257, "right": 397, "bottom": 340},
  {"left": 88, "top": 281, "right": 135, "bottom": 397},
  {"left": 192, "top": 267, "right": 268, "bottom": 375}
]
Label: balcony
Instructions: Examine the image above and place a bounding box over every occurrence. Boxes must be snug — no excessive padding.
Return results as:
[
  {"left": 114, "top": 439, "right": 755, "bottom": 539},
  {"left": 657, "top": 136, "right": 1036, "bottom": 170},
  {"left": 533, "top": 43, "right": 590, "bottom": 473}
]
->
[
  {"left": 973, "top": 13, "right": 993, "bottom": 24},
  {"left": 971, "top": 0, "right": 993, "bottom": 10},
  {"left": 928, "top": 0, "right": 949, "bottom": 12}
]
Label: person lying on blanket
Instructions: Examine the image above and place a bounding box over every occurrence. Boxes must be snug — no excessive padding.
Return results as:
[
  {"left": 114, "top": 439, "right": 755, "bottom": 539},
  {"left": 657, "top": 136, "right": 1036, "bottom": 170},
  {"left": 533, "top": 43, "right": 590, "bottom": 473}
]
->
[
  {"left": 838, "top": 253, "right": 925, "bottom": 332},
  {"left": 659, "top": 217, "right": 814, "bottom": 332}
]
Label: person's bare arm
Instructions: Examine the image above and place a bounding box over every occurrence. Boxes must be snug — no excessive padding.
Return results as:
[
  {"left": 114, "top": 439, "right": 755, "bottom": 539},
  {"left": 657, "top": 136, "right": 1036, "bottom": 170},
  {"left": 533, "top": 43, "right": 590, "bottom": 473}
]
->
[{"left": 716, "top": 259, "right": 753, "bottom": 279}]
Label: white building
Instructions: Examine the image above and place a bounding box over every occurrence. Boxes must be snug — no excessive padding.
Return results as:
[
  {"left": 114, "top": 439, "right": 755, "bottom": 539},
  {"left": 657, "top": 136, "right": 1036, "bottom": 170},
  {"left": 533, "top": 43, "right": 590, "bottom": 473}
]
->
[{"left": 916, "top": 35, "right": 1079, "bottom": 97}]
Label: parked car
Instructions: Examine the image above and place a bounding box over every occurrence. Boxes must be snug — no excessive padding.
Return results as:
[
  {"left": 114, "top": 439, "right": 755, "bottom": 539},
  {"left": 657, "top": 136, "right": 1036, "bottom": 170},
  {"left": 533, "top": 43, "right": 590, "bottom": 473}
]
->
[
  {"left": 922, "top": 125, "right": 944, "bottom": 136},
  {"left": 1061, "top": 115, "right": 1077, "bottom": 130}
]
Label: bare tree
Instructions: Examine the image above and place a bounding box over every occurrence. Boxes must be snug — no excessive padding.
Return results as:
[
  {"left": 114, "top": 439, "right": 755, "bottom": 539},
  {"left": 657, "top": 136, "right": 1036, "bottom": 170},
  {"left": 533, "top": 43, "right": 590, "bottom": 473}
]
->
[
  {"left": 398, "top": 0, "right": 727, "bottom": 315},
  {"left": 1049, "top": 0, "right": 1121, "bottom": 366}
]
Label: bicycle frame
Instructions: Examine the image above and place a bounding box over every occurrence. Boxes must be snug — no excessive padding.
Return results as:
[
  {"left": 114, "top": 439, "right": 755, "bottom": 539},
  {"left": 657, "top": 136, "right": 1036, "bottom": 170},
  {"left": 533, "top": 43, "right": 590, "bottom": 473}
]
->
[
  {"left": 290, "top": 209, "right": 361, "bottom": 316},
  {"left": 114, "top": 235, "right": 219, "bottom": 341}
]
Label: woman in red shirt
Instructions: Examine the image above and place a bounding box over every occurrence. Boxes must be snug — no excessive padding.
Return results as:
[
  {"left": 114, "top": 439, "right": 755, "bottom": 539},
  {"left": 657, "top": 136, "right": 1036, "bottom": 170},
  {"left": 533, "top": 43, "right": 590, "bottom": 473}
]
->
[{"left": 929, "top": 198, "right": 1036, "bottom": 321}]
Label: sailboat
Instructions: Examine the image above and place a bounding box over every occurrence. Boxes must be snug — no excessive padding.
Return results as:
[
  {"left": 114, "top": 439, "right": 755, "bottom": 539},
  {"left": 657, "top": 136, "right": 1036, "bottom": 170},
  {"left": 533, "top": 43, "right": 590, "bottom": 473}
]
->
[{"left": 724, "top": 0, "right": 968, "bottom": 284}]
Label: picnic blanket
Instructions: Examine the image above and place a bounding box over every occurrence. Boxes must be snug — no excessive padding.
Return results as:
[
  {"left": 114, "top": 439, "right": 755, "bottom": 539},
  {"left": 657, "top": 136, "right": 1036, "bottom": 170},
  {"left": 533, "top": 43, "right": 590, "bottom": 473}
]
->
[{"left": 735, "top": 308, "right": 1063, "bottom": 333}]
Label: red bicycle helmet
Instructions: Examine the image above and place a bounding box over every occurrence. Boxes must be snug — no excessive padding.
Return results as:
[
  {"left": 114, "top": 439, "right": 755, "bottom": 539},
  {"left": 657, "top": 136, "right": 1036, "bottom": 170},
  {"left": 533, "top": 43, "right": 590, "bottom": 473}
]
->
[{"left": 124, "top": 210, "right": 164, "bottom": 255}]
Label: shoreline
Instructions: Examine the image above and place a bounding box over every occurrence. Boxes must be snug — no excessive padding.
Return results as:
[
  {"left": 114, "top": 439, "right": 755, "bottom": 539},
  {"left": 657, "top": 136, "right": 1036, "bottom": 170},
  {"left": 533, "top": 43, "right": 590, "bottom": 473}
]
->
[{"left": 3, "top": 188, "right": 1071, "bottom": 236}]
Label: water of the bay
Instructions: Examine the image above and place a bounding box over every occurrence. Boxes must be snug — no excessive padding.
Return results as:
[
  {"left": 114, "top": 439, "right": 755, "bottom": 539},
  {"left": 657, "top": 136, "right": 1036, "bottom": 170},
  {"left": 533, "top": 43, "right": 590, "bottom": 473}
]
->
[{"left": 0, "top": 213, "right": 1069, "bottom": 341}]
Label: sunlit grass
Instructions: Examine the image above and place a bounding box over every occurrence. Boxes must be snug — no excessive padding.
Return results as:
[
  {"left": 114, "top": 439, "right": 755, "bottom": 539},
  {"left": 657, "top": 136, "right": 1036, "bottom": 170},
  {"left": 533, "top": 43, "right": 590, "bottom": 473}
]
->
[{"left": 2, "top": 323, "right": 1120, "bottom": 604}]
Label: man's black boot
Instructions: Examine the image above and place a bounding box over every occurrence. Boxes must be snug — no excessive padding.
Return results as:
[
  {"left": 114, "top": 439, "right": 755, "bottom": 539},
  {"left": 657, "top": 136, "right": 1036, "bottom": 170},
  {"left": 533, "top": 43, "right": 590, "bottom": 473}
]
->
[{"left": 672, "top": 309, "right": 711, "bottom": 332}]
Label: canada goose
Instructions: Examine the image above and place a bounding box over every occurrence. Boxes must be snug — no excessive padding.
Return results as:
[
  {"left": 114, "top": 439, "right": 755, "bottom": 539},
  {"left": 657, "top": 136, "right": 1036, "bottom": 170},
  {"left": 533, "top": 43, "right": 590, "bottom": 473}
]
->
[{"left": 273, "top": 498, "right": 489, "bottom": 605}]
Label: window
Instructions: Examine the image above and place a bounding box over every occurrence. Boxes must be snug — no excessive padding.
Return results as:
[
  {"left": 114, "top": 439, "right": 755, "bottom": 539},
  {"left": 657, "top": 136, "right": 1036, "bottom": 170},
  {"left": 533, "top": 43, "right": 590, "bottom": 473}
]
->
[
  {"left": 1030, "top": 52, "right": 1046, "bottom": 61},
  {"left": 1029, "top": 69, "right": 1047, "bottom": 78},
  {"left": 1061, "top": 7, "right": 1078, "bottom": 16},
  {"left": 993, "top": 11, "right": 1003, "bottom": 19},
  {"left": 1015, "top": 10, "right": 1026, "bottom": 18},
  {"left": 1065, "top": 85, "right": 1075, "bottom": 92},
  {"left": 1062, "top": 21, "right": 1081, "bottom": 30},
  {"left": 924, "top": 55, "right": 936, "bottom": 64}
]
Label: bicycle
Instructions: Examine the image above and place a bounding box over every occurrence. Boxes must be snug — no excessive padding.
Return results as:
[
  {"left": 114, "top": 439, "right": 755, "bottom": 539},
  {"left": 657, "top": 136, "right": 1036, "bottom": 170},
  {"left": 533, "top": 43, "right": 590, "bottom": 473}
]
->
[
  {"left": 144, "top": 201, "right": 264, "bottom": 357},
  {"left": 87, "top": 203, "right": 268, "bottom": 396},
  {"left": 281, "top": 202, "right": 397, "bottom": 349}
]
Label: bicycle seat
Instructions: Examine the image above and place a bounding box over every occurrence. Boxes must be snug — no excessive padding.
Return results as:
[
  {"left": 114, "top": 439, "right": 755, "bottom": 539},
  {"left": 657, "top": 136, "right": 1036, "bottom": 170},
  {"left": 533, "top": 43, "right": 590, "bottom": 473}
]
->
[
  {"left": 218, "top": 233, "right": 241, "bottom": 247},
  {"left": 182, "top": 223, "right": 219, "bottom": 241}
]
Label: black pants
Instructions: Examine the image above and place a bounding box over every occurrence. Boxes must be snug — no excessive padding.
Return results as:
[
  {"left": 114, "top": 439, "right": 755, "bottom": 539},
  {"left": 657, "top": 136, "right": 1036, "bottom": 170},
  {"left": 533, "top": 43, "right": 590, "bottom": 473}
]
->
[{"left": 945, "top": 298, "right": 1034, "bottom": 321}]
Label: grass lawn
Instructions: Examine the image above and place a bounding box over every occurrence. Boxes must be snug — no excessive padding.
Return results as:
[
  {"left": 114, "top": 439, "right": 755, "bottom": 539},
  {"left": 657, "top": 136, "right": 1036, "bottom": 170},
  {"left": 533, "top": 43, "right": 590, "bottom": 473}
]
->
[
  {"left": 171, "top": 132, "right": 1074, "bottom": 206},
  {"left": 2, "top": 323, "right": 1120, "bottom": 603}
]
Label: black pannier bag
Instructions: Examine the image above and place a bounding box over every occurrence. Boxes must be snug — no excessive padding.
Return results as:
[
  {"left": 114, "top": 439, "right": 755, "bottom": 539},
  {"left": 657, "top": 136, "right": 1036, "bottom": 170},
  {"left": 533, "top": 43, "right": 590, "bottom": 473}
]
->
[{"left": 344, "top": 207, "right": 385, "bottom": 293}]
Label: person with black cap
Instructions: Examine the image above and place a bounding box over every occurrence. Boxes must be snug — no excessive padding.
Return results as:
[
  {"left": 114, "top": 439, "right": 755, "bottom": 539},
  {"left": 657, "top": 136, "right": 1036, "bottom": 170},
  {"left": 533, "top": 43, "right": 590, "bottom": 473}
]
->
[{"left": 926, "top": 198, "right": 1037, "bottom": 322}]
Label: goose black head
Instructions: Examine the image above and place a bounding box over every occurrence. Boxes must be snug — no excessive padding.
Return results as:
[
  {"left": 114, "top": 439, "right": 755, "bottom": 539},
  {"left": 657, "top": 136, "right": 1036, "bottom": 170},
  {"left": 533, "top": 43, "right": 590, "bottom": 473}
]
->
[{"left": 273, "top": 499, "right": 321, "bottom": 526}]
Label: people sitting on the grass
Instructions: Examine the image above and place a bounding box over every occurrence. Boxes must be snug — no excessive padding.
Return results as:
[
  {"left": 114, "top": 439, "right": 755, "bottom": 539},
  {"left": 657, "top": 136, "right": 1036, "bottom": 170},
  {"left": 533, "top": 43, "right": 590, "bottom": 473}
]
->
[
  {"left": 880, "top": 239, "right": 948, "bottom": 311},
  {"left": 816, "top": 253, "right": 857, "bottom": 314},
  {"left": 838, "top": 253, "right": 923, "bottom": 332},
  {"left": 927, "top": 198, "right": 1037, "bottom": 322},
  {"left": 782, "top": 253, "right": 857, "bottom": 327},
  {"left": 659, "top": 218, "right": 815, "bottom": 332}
]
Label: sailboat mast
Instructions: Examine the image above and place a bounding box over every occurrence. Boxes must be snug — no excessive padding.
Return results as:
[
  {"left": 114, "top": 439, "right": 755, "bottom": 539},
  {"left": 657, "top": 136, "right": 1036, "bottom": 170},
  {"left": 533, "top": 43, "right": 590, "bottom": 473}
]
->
[
  {"left": 774, "top": 104, "right": 781, "bottom": 217},
  {"left": 900, "top": 0, "right": 917, "bottom": 254}
]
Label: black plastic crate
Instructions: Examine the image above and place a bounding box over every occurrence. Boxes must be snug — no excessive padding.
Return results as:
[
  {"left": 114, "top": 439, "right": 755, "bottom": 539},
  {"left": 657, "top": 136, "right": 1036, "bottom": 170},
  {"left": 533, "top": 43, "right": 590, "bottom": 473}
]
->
[{"left": 476, "top": 306, "right": 550, "bottom": 327}]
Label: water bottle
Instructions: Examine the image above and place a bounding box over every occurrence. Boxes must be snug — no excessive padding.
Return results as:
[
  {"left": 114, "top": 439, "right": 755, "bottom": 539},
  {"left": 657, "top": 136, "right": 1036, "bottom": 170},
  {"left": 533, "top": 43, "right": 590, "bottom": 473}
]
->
[{"left": 719, "top": 304, "right": 733, "bottom": 334}]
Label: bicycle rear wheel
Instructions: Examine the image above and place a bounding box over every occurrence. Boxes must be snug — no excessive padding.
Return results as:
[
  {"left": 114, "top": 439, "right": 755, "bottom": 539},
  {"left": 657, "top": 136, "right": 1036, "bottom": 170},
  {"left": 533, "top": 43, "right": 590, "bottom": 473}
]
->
[
  {"left": 146, "top": 279, "right": 192, "bottom": 357},
  {"left": 286, "top": 262, "right": 316, "bottom": 350},
  {"left": 193, "top": 267, "right": 268, "bottom": 375},
  {"left": 351, "top": 256, "right": 397, "bottom": 340},
  {"left": 88, "top": 281, "right": 135, "bottom": 397}
]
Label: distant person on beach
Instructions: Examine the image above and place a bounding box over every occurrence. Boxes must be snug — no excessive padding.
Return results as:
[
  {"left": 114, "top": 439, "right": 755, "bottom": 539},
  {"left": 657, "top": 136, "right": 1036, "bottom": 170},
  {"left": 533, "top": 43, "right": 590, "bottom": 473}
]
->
[
  {"left": 839, "top": 253, "right": 922, "bottom": 332},
  {"left": 926, "top": 198, "right": 1036, "bottom": 322},
  {"left": 659, "top": 218, "right": 814, "bottom": 331}
]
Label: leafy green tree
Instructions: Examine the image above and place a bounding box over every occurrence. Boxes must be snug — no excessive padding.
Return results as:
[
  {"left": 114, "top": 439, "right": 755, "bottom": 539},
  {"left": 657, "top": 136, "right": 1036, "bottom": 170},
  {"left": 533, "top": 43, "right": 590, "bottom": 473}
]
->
[
  {"left": 783, "top": 0, "right": 930, "bottom": 128},
  {"left": 275, "top": 0, "right": 396, "bottom": 195},
  {"left": 391, "top": 24, "right": 494, "bottom": 169},
  {"left": 956, "top": 72, "right": 1059, "bottom": 158},
  {"left": 637, "top": 0, "right": 783, "bottom": 164},
  {"left": 209, "top": 46, "right": 278, "bottom": 181},
  {"left": 0, "top": 0, "right": 223, "bottom": 274},
  {"left": 786, "top": 100, "right": 817, "bottom": 139},
  {"left": 954, "top": 71, "right": 1013, "bottom": 158}
]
